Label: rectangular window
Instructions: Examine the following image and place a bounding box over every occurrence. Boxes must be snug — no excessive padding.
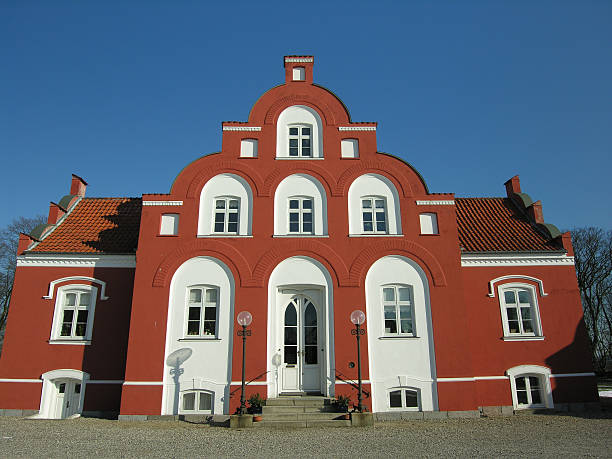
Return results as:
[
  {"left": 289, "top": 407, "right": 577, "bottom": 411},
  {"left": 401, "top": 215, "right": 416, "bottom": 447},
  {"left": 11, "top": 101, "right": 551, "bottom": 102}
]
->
[
  {"left": 361, "top": 197, "right": 387, "bottom": 233},
  {"left": 160, "top": 214, "right": 179, "bottom": 235},
  {"left": 186, "top": 287, "right": 218, "bottom": 337},
  {"left": 288, "top": 197, "right": 314, "bottom": 234},
  {"left": 181, "top": 391, "right": 213, "bottom": 413},
  {"left": 500, "top": 286, "right": 541, "bottom": 337},
  {"left": 57, "top": 291, "right": 93, "bottom": 339},
  {"left": 389, "top": 388, "right": 420, "bottom": 409},
  {"left": 382, "top": 285, "right": 415, "bottom": 336},
  {"left": 213, "top": 198, "right": 239, "bottom": 234},
  {"left": 288, "top": 125, "right": 312, "bottom": 157},
  {"left": 419, "top": 213, "right": 438, "bottom": 235},
  {"left": 515, "top": 376, "right": 543, "bottom": 407}
]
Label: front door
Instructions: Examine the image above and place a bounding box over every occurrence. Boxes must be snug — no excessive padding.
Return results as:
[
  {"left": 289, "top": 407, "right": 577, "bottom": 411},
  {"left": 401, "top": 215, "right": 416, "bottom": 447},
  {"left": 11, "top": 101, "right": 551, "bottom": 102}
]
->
[
  {"left": 53, "top": 379, "right": 82, "bottom": 419},
  {"left": 281, "top": 295, "right": 321, "bottom": 393}
]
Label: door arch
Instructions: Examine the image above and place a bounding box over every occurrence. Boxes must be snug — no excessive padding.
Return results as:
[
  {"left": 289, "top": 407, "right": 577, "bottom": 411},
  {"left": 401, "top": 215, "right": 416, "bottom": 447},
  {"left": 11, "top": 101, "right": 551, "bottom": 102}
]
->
[{"left": 37, "top": 369, "right": 89, "bottom": 419}]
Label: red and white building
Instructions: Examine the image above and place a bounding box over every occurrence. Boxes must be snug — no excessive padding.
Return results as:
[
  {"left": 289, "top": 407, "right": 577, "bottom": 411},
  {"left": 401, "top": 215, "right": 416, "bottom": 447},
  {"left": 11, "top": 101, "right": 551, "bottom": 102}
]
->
[{"left": 0, "top": 56, "right": 598, "bottom": 419}]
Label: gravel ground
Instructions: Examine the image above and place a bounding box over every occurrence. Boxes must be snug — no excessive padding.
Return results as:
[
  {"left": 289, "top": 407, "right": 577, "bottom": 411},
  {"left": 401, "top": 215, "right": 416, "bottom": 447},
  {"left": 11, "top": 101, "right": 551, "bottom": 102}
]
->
[{"left": 0, "top": 413, "right": 611, "bottom": 458}]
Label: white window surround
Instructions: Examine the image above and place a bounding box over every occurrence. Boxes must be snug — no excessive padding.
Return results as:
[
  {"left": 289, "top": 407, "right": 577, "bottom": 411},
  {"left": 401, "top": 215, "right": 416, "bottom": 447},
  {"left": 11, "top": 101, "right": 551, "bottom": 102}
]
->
[
  {"left": 160, "top": 213, "right": 179, "bottom": 236},
  {"left": 419, "top": 213, "right": 438, "bottom": 235},
  {"left": 506, "top": 365, "right": 554, "bottom": 409},
  {"left": 276, "top": 105, "right": 323, "bottom": 158},
  {"left": 361, "top": 196, "right": 388, "bottom": 234},
  {"left": 49, "top": 285, "right": 98, "bottom": 344},
  {"left": 274, "top": 174, "right": 327, "bottom": 236},
  {"left": 497, "top": 283, "right": 544, "bottom": 340},
  {"left": 388, "top": 386, "right": 420, "bottom": 411},
  {"left": 381, "top": 284, "right": 416, "bottom": 337},
  {"left": 348, "top": 174, "right": 402, "bottom": 236},
  {"left": 341, "top": 138, "right": 359, "bottom": 158},
  {"left": 288, "top": 124, "right": 312, "bottom": 157},
  {"left": 213, "top": 197, "right": 240, "bottom": 234},
  {"left": 185, "top": 285, "right": 219, "bottom": 339},
  {"left": 292, "top": 66, "right": 305, "bottom": 81},
  {"left": 198, "top": 173, "right": 252, "bottom": 236},
  {"left": 35, "top": 369, "right": 89, "bottom": 419},
  {"left": 43, "top": 276, "right": 109, "bottom": 300},
  {"left": 288, "top": 196, "right": 314, "bottom": 234},
  {"left": 240, "top": 139, "right": 258, "bottom": 158},
  {"left": 488, "top": 275, "right": 548, "bottom": 298},
  {"left": 180, "top": 389, "right": 214, "bottom": 414}
]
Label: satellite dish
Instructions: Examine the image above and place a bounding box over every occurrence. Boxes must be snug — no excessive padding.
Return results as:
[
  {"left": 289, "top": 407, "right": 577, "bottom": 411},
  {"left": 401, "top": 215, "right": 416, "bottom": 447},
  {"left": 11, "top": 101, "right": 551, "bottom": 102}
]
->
[{"left": 166, "top": 348, "right": 193, "bottom": 367}]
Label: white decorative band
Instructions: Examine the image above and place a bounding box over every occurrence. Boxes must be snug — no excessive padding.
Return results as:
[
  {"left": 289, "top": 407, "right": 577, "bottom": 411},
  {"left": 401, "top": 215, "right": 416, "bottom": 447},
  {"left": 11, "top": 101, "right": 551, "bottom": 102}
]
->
[
  {"left": 416, "top": 200, "right": 455, "bottom": 206},
  {"left": 0, "top": 378, "right": 43, "bottom": 383},
  {"left": 17, "top": 255, "right": 136, "bottom": 269},
  {"left": 437, "top": 372, "right": 594, "bottom": 382},
  {"left": 222, "top": 126, "right": 262, "bottom": 132},
  {"left": 229, "top": 381, "right": 268, "bottom": 386},
  {"left": 123, "top": 381, "right": 164, "bottom": 386},
  {"left": 142, "top": 201, "right": 183, "bottom": 206},
  {"left": 0, "top": 378, "right": 127, "bottom": 384},
  {"left": 335, "top": 379, "right": 371, "bottom": 384},
  {"left": 338, "top": 126, "right": 376, "bottom": 131},
  {"left": 464, "top": 254, "right": 574, "bottom": 268},
  {"left": 285, "top": 57, "right": 313, "bottom": 63}
]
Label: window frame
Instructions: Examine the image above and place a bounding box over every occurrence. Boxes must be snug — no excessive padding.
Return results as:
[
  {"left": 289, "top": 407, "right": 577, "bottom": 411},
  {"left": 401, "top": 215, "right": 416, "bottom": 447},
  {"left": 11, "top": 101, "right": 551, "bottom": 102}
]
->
[
  {"left": 184, "top": 285, "right": 220, "bottom": 339},
  {"left": 507, "top": 365, "right": 553, "bottom": 410},
  {"left": 179, "top": 389, "right": 214, "bottom": 414},
  {"left": 388, "top": 387, "right": 420, "bottom": 411},
  {"left": 212, "top": 196, "right": 240, "bottom": 235},
  {"left": 381, "top": 284, "right": 416, "bottom": 337},
  {"left": 497, "top": 283, "right": 543, "bottom": 340},
  {"left": 49, "top": 285, "right": 98, "bottom": 344},
  {"left": 361, "top": 196, "right": 388, "bottom": 234},
  {"left": 287, "top": 196, "right": 314, "bottom": 235},
  {"left": 288, "top": 124, "right": 312, "bottom": 157}
]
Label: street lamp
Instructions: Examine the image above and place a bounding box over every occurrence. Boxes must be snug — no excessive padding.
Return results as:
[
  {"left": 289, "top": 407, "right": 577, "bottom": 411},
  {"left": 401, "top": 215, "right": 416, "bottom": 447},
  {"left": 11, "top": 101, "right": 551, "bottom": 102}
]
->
[
  {"left": 236, "top": 311, "right": 252, "bottom": 416},
  {"left": 350, "top": 309, "right": 366, "bottom": 413}
]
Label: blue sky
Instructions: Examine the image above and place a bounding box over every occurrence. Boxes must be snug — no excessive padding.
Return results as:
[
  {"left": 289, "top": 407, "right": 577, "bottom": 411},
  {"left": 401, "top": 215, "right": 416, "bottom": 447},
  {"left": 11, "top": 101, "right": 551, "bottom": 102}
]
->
[{"left": 1, "top": 1, "right": 611, "bottom": 232}]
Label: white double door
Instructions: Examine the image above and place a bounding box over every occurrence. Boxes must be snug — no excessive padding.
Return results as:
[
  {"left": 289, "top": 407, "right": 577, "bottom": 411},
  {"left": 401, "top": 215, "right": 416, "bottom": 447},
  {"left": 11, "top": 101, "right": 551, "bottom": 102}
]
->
[
  {"left": 280, "top": 293, "right": 322, "bottom": 393},
  {"left": 53, "top": 379, "right": 82, "bottom": 419}
]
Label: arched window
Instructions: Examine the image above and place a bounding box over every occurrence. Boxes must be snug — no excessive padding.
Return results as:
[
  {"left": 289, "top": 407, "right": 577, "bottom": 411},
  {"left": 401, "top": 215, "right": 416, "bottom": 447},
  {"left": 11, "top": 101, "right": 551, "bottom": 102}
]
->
[
  {"left": 388, "top": 387, "right": 420, "bottom": 410},
  {"left": 198, "top": 174, "right": 252, "bottom": 236},
  {"left": 180, "top": 390, "right": 214, "bottom": 414},
  {"left": 274, "top": 174, "right": 327, "bottom": 236},
  {"left": 348, "top": 174, "right": 402, "bottom": 236},
  {"left": 496, "top": 283, "right": 543, "bottom": 340},
  {"left": 276, "top": 106, "right": 323, "bottom": 158},
  {"left": 506, "top": 365, "right": 553, "bottom": 409},
  {"left": 50, "top": 284, "right": 98, "bottom": 344}
]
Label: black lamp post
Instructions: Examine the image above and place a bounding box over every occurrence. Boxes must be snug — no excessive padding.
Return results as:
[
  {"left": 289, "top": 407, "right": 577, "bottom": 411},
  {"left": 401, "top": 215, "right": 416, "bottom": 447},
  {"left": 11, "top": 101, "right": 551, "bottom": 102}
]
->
[
  {"left": 236, "top": 311, "right": 252, "bottom": 416},
  {"left": 350, "top": 309, "right": 366, "bottom": 413}
]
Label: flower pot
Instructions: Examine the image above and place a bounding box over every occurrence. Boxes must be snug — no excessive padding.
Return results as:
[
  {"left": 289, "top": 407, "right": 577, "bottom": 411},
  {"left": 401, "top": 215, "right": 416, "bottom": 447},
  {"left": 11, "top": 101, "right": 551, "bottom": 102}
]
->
[
  {"left": 342, "top": 414, "right": 350, "bottom": 420},
  {"left": 253, "top": 415, "right": 263, "bottom": 422}
]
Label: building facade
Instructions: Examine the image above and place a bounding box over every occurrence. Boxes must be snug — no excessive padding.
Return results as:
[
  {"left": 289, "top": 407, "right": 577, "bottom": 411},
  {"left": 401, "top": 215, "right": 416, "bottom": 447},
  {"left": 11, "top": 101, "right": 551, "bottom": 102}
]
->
[{"left": 0, "top": 56, "right": 598, "bottom": 419}]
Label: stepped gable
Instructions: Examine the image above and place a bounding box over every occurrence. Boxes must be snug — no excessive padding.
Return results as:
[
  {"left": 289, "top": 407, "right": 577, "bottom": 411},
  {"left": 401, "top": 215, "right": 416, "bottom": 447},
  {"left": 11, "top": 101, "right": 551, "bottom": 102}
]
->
[
  {"left": 455, "top": 197, "right": 561, "bottom": 253},
  {"left": 30, "top": 197, "right": 142, "bottom": 254}
]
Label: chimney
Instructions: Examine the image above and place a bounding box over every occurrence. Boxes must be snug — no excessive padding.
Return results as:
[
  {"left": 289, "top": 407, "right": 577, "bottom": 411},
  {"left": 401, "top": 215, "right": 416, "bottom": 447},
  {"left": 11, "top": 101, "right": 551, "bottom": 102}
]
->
[
  {"left": 284, "top": 56, "right": 314, "bottom": 84},
  {"left": 527, "top": 200, "right": 544, "bottom": 224},
  {"left": 558, "top": 231, "right": 575, "bottom": 257},
  {"left": 504, "top": 175, "right": 521, "bottom": 197},
  {"left": 70, "top": 174, "right": 88, "bottom": 197},
  {"left": 47, "top": 202, "right": 66, "bottom": 225},
  {"left": 17, "top": 233, "right": 34, "bottom": 255}
]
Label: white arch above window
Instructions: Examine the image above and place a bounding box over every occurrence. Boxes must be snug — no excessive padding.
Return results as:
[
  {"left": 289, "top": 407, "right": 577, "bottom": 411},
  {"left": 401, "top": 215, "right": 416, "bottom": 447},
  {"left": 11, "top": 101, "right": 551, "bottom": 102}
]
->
[
  {"left": 276, "top": 105, "right": 324, "bottom": 158},
  {"left": 198, "top": 174, "right": 253, "bottom": 236},
  {"left": 43, "top": 276, "right": 108, "bottom": 300},
  {"left": 274, "top": 174, "right": 328, "bottom": 236},
  {"left": 487, "top": 275, "right": 548, "bottom": 298},
  {"left": 506, "top": 364, "right": 554, "bottom": 409},
  {"left": 348, "top": 174, "right": 402, "bottom": 235}
]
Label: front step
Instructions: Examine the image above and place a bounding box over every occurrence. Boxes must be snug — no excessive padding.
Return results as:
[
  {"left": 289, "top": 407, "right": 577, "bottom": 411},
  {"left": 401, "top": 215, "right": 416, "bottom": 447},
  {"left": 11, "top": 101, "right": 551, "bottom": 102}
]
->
[{"left": 257, "top": 396, "right": 349, "bottom": 428}]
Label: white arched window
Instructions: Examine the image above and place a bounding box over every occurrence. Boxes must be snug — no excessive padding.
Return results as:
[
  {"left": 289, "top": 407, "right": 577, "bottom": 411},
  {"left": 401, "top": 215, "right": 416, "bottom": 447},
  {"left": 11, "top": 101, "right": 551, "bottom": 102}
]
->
[
  {"left": 198, "top": 174, "right": 252, "bottom": 236},
  {"left": 276, "top": 105, "right": 323, "bottom": 158},
  {"left": 497, "top": 282, "right": 544, "bottom": 340},
  {"left": 274, "top": 174, "right": 327, "bottom": 236},
  {"left": 50, "top": 284, "right": 98, "bottom": 344},
  {"left": 388, "top": 387, "right": 420, "bottom": 410},
  {"left": 348, "top": 174, "right": 402, "bottom": 236},
  {"left": 506, "top": 365, "right": 554, "bottom": 409}
]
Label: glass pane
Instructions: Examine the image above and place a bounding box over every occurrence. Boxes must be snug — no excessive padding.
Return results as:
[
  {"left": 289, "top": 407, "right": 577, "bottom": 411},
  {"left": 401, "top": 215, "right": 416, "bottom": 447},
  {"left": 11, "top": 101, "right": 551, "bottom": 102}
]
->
[
  {"left": 189, "top": 289, "right": 202, "bottom": 303},
  {"left": 305, "top": 345, "right": 317, "bottom": 364},
  {"left": 376, "top": 220, "right": 386, "bottom": 232},
  {"left": 504, "top": 291, "right": 516, "bottom": 304},
  {"left": 303, "top": 222, "right": 313, "bottom": 233},
  {"left": 363, "top": 221, "right": 373, "bottom": 232},
  {"left": 398, "top": 288, "right": 410, "bottom": 302},
  {"left": 289, "top": 147, "right": 298, "bottom": 156},
  {"left": 521, "top": 307, "right": 531, "bottom": 320},
  {"left": 506, "top": 308, "right": 518, "bottom": 321},
  {"left": 289, "top": 222, "right": 299, "bottom": 232},
  {"left": 301, "top": 147, "right": 311, "bottom": 156},
  {"left": 508, "top": 320, "right": 520, "bottom": 333},
  {"left": 228, "top": 222, "right": 238, "bottom": 233},
  {"left": 284, "top": 327, "right": 297, "bottom": 345},
  {"left": 385, "top": 320, "right": 397, "bottom": 334},
  {"left": 389, "top": 390, "right": 402, "bottom": 408},
  {"left": 405, "top": 390, "right": 418, "bottom": 407},
  {"left": 399, "top": 306, "right": 411, "bottom": 319},
  {"left": 65, "top": 293, "right": 76, "bottom": 306},
  {"left": 75, "top": 384, "right": 81, "bottom": 394},
  {"left": 187, "top": 321, "right": 199, "bottom": 335},
  {"left": 214, "top": 212, "right": 224, "bottom": 223},
  {"left": 285, "top": 304, "right": 297, "bottom": 326},
  {"left": 305, "top": 303, "right": 317, "bottom": 326},
  {"left": 77, "top": 310, "right": 88, "bottom": 323},
  {"left": 362, "top": 200, "right": 372, "bottom": 209},
  {"left": 199, "top": 392, "right": 212, "bottom": 411},
  {"left": 375, "top": 199, "right": 385, "bottom": 208},
  {"left": 522, "top": 320, "right": 533, "bottom": 333},
  {"left": 215, "top": 200, "right": 225, "bottom": 209},
  {"left": 516, "top": 377, "right": 526, "bottom": 390},
  {"left": 79, "top": 293, "right": 90, "bottom": 306},
  {"left": 400, "top": 319, "right": 413, "bottom": 334},
  {"left": 189, "top": 306, "right": 200, "bottom": 320},
  {"left": 302, "top": 199, "right": 312, "bottom": 209},
  {"left": 183, "top": 392, "right": 195, "bottom": 411},
  {"left": 204, "top": 307, "right": 216, "bottom": 320},
  {"left": 61, "top": 323, "right": 72, "bottom": 336},
  {"left": 285, "top": 346, "right": 297, "bottom": 365},
  {"left": 214, "top": 222, "right": 224, "bottom": 232},
  {"left": 302, "top": 138, "right": 310, "bottom": 147},
  {"left": 301, "top": 127, "right": 310, "bottom": 135},
  {"left": 362, "top": 211, "right": 373, "bottom": 222},
  {"left": 517, "top": 390, "right": 528, "bottom": 404},
  {"left": 531, "top": 389, "right": 541, "bottom": 404},
  {"left": 384, "top": 305, "right": 396, "bottom": 320},
  {"left": 205, "top": 289, "right": 217, "bottom": 303},
  {"left": 303, "top": 212, "right": 312, "bottom": 223},
  {"left": 229, "top": 200, "right": 239, "bottom": 209},
  {"left": 63, "top": 309, "right": 74, "bottom": 322},
  {"left": 203, "top": 321, "right": 215, "bottom": 335},
  {"left": 305, "top": 327, "right": 317, "bottom": 345},
  {"left": 383, "top": 288, "right": 395, "bottom": 302},
  {"left": 289, "top": 127, "right": 298, "bottom": 135},
  {"left": 59, "top": 383, "right": 66, "bottom": 394},
  {"left": 289, "top": 212, "right": 299, "bottom": 222},
  {"left": 228, "top": 212, "right": 238, "bottom": 223},
  {"left": 529, "top": 377, "right": 540, "bottom": 389},
  {"left": 289, "top": 138, "right": 298, "bottom": 147},
  {"left": 518, "top": 290, "right": 531, "bottom": 304},
  {"left": 75, "top": 323, "right": 86, "bottom": 337}
]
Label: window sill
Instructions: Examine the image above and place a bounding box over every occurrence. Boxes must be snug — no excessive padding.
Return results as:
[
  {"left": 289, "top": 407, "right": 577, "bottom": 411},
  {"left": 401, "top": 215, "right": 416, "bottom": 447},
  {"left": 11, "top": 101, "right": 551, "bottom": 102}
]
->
[
  {"left": 158, "top": 234, "right": 179, "bottom": 237},
  {"left": 49, "top": 339, "right": 91, "bottom": 345},
  {"left": 273, "top": 234, "right": 329, "bottom": 238},
  {"left": 197, "top": 235, "right": 253, "bottom": 238},
  {"left": 379, "top": 335, "right": 419, "bottom": 340},
  {"left": 515, "top": 404, "right": 546, "bottom": 410},
  {"left": 178, "top": 337, "right": 221, "bottom": 342},
  {"left": 348, "top": 234, "right": 404, "bottom": 238},
  {"left": 502, "top": 336, "right": 545, "bottom": 341},
  {"left": 419, "top": 233, "right": 440, "bottom": 236},
  {"left": 275, "top": 157, "right": 325, "bottom": 160}
]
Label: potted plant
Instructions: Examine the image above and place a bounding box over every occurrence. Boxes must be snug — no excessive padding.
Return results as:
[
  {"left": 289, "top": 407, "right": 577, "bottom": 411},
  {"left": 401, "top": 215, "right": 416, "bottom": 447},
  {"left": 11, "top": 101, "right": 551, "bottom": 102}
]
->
[
  {"left": 247, "top": 393, "right": 265, "bottom": 421},
  {"left": 333, "top": 395, "right": 351, "bottom": 419}
]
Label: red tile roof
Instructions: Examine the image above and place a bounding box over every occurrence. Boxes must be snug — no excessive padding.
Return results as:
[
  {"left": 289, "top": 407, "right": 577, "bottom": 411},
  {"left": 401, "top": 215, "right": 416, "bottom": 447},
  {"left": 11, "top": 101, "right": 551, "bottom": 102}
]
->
[
  {"left": 455, "top": 197, "right": 561, "bottom": 252},
  {"left": 30, "top": 198, "right": 141, "bottom": 254}
]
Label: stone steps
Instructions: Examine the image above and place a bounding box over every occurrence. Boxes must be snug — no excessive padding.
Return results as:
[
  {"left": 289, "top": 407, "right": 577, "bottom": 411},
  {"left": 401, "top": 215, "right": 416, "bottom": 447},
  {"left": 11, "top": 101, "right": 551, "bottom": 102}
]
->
[{"left": 258, "top": 396, "right": 349, "bottom": 428}]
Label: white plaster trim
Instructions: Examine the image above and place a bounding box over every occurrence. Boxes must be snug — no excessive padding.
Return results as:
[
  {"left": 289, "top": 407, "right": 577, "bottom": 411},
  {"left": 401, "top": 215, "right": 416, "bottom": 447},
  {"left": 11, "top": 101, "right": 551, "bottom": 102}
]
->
[
  {"left": 49, "top": 340, "right": 91, "bottom": 345},
  {"left": 506, "top": 365, "right": 554, "bottom": 409},
  {"left": 551, "top": 372, "right": 596, "bottom": 378},
  {"left": 474, "top": 376, "right": 510, "bottom": 381},
  {"left": 222, "top": 126, "right": 262, "bottom": 132},
  {"left": 0, "top": 378, "right": 42, "bottom": 383},
  {"left": 348, "top": 234, "right": 404, "bottom": 238},
  {"left": 437, "top": 377, "right": 476, "bottom": 382},
  {"left": 229, "top": 381, "right": 268, "bottom": 386},
  {"left": 142, "top": 200, "right": 183, "bottom": 206},
  {"left": 338, "top": 126, "right": 376, "bottom": 131},
  {"left": 335, "top": 379, "right": 372, "bottom": 385},
  {"left": 197, "top": 235, "right": 254, "bottom": 239},
  {"left": 43, "top": 276, "right": 109, "bottom": 300},
  {"left": 123, "top": 381, "right": 164, "bottom": 386},
  {"left": 415, "top": 200, "right": 455, "bottom": 206},
  {"left": 18, "top": 254, "right": 135, "bottom": 268},
  {"left": 463, "top": 254, "right": 574, "bottom": 268},
  {"left": 285, "top": 57, "right": 313, "bottom": 63},
  {"left": 488, "top": 275, "right": 548, "bottom": 298},
  {"left": 502, "top": 336, "right": 545, "bottom": 342},
  {"left": 275, "top": 157, "right": 325, "bottom": 160}
]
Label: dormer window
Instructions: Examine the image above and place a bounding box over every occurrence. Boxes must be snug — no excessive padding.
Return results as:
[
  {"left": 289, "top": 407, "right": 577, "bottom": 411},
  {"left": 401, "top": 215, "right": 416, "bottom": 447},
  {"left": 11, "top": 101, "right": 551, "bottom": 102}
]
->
[{"left": 289, "top": 125, "right": 312, "bottom": 157}]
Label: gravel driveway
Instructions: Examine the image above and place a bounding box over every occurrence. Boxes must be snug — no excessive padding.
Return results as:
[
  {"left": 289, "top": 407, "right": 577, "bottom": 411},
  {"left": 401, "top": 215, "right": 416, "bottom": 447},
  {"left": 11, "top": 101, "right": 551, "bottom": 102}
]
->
[{"left": 1, "top": 413, "right": 611, "bottom": 458}]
